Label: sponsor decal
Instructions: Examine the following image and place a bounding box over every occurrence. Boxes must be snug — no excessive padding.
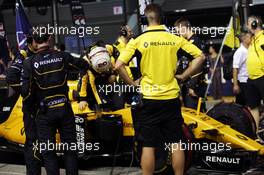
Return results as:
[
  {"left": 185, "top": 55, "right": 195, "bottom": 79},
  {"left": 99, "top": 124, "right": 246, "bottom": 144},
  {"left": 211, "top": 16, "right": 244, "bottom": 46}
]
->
[
  {"left": 34, "top": 62, "right": 39, "bottom": 68},
  {"left": 149, "top": 41, "right": 176, "bottom": 46},
  {"left": 46, "top": 98, "right": 67, "bottom": 107},
  {"left": 2, "top": 107, "right": 11, "bottom": 112},
  {"left": 144, "top": 42, "right": 149, "bottom": 48},
  {"left": 20, "top": 127, "right": 25, "bottom": 136},
  {"left": 34, "top": 57, "right": 63, "bottom": 68},
  {"left": 205, "top": 155, "right": 241, "bottom": 164},
  {"left": 236, "top": 134, "right": 248, "bottom": 140},
  {"left": 75, "top": 116, "right": 85, "bottom": 153}
]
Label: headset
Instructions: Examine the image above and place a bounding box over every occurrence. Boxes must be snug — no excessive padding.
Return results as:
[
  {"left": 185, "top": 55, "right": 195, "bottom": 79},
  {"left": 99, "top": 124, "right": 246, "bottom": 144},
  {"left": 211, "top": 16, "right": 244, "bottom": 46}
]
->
[
  {"left": 119, "top": 26, "right": 128, "bottom": 37},
  {"left": 251, "top": 19, "right": 259, "bottom": 30}
]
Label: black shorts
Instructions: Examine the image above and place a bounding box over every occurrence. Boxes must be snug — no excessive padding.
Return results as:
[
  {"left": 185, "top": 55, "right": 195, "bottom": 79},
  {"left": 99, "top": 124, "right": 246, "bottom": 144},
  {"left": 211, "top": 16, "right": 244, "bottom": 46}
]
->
[
  {"left": 235, "top": 82, "right": 249, "bottom": 106},
  {"left": 246, "top": 76, "right": 264, "bottom": 109},
  {"left": 132, "top": 98, "right": 184, "bottom": 147}
]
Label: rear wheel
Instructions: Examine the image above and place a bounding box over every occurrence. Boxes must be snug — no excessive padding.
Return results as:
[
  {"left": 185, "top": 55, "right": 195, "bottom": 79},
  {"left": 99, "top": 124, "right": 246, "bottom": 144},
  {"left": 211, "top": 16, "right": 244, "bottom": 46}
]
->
[{"left": 207, "top": 103, "right": 256, "bottom": 139}]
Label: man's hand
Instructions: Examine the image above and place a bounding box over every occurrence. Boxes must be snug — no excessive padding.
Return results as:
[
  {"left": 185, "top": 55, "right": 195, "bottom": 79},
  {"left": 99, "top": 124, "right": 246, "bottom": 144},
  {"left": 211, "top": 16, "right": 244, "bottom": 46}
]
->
[
  {"left": 233, "top": 84, "right": 240, "bottom": 94},
  {"left": 176, "top": 54, "right": 205, "bottom": 83},
  {"left": 175, "top": 74, "right": 188, "bottom": 83},
  {"left": 134, "top": 78, "right": 142, "bottom": 86},
  {"left": 115, "top": 60, "right": 136, "bottom": 86},
  {"left": 188, "top": 88, "right": 197, "bottom": 97},
  {"left": 79, "top": 101, "right": 88, "bottom": 111},
  {"left": 108, "top": 75, "right": 116, "bottom": 84}
]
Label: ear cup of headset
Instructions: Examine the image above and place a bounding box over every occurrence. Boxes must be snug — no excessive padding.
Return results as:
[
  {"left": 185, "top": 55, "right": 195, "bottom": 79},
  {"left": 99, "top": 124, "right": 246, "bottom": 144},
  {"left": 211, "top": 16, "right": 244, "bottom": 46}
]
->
[
  {"left": 120, "top": 26, "right": 128, "bottom": 37},
  {"left": 251, "top": 20, "right": 258, "bottom": 30}
]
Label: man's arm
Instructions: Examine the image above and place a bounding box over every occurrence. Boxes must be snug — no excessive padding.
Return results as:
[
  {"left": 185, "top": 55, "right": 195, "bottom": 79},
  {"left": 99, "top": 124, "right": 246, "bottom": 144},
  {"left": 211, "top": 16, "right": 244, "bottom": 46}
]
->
[
  {"left": 115, "top": 39, "right": 138, "bottom": 86},
  {"left": 21, "top": 58, "right": 33, "bottom": 106},
  {"left": 66, "top": 53, "right": 89, "bottom": 72},
  {"left": 115, "top": 60, "right": 137, "bottom": 86},
  {"left": 176, "top": 37, "right": 205, "bottom": 81},
  {"left": 232, "top": 51, "right": 241, "bottom": 94},
  {"left": 6, "top": 53, "right": 24, "bottom": 86},
  {"left": 233, "top": 68, "right": 240, "bottom": 94}
]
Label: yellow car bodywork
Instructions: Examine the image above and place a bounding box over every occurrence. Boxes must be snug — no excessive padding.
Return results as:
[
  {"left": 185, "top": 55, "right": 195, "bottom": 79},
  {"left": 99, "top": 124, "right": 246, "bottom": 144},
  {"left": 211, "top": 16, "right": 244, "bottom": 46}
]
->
[{"left": 0, "top": 81, "right": 264, "bottom": 156}]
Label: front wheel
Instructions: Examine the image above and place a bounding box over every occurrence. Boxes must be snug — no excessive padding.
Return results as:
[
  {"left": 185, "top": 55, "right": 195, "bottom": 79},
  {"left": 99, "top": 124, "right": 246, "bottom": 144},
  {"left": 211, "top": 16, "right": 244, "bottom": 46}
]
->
[{"left": 207, "top": 102, "right": 256, "bottom": 139}]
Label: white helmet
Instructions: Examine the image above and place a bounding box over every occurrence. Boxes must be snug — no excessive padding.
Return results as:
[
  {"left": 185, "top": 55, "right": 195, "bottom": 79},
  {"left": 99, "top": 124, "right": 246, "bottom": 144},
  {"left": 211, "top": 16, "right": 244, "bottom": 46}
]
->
[{"left": 88, "top": 46, "right": 111, "bottom": 73}]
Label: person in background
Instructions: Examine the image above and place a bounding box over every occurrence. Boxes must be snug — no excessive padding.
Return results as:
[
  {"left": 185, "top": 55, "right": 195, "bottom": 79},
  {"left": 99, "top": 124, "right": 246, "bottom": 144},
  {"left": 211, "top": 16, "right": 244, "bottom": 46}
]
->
[
  {"left": 6, "top": 34, "right": 41, "bottom": 175},
  {"left": 0, "top": 58, "right": 5, "bottom": 76},
  {"left": 8, "top": 47, "right": 19, "bottom": 68},
  {"left": 113, "top": 25, "right": 141, "bottom": 104},
  {"left": 209, "top": 43, "right": 224, "bottom": 100},
  {"left": 174, "top": 17, "right": 208, "bottom": 112},
  {"left": 233, "top": 30, "right": 252, "bottom": 106},
  {"left": 246, "top": 15, "right": 264, "bottom": 133},
  {"left": 0, "top": 36, "right": 9, "bottom": 76}
]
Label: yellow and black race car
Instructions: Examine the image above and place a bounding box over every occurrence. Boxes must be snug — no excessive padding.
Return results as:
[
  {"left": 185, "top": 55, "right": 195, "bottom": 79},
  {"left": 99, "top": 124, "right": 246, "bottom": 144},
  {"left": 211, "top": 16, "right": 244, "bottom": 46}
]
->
[{"left": 0, "top": 77, "right": 263, "bottom": 174}]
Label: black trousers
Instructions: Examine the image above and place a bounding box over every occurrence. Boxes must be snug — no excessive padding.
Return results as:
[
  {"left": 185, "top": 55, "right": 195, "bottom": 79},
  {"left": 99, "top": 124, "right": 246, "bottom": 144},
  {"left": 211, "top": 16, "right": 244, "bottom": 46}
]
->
[
  {"left": 22, "top": 105, "right": 42, "bottom": 175},
  {"left": 35, "top": 103, "right": 78, "bottom": 175}
]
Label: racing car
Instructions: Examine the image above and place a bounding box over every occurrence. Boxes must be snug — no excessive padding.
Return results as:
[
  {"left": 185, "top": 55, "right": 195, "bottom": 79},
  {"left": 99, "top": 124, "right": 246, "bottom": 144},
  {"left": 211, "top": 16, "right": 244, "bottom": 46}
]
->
[{"left": 0, "top": 78, "right": 263, "bottom": 174}]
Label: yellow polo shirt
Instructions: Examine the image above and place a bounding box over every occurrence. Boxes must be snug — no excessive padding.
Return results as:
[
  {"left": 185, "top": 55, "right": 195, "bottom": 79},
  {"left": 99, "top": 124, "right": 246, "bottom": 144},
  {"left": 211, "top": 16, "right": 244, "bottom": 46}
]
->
[
  {"left": 118, "top": 25, "right": 202, "bottom": 100},
  {"left": 247, "top": 30, "right": 264, "bottom": 79}
]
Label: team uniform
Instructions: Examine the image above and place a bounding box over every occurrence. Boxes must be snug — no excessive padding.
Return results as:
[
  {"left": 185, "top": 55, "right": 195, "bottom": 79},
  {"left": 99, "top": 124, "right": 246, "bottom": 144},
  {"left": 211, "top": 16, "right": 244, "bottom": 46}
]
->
[
  {"left": 118, "top": 25, "right": 202, "bottom": 147},
  {"left": 233, "top": 44, "right": 249, "bottom": 106},
  {"left": 246, "top": 30, "right": 264, "bottom": 108},
  {"left": 79, "top": 67, "right": 123, "bottom": 110},
  {"left": 21, "top": 46, "right": 89, "bottom": 175},
  {"left": 78, "top": 44, "right": 125, "bottom": 110},
  {"left": 6, "top": 46, "right": 41, "bottom": 175}
]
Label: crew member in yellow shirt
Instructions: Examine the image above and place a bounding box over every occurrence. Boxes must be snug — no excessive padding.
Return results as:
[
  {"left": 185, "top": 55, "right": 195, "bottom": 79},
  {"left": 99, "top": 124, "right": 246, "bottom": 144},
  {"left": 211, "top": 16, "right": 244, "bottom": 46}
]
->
[
  {"left": 246, "top": 16, "right": 264, "bottom": 133},
  {"left": 115, "top": 4, "right": 205, "bottom": 175}
]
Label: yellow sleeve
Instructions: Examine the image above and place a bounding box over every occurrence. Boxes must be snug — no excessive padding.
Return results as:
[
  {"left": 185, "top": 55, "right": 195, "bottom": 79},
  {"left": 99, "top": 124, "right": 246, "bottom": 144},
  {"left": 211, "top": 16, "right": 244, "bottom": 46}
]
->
[
  {"left": 106, "top": 44, "right": 114, "bottom": 56},
  {"left": 118, "top": 38, "right": 138, "bottom": 64},
  {"left": 88, "top": 71, "right": 102, "bottom": 105},
  {"left": 20, "top": 50, "right": 27, "bottom": 58},
  {"left": 79, "top": 72, "right": 88, "bottom": 99},
  {"left": 179, "top": 37, "right": 202, "bottom": 58},
  {"left": 258, "top": 35, "right": 264, "bottom": 56}
]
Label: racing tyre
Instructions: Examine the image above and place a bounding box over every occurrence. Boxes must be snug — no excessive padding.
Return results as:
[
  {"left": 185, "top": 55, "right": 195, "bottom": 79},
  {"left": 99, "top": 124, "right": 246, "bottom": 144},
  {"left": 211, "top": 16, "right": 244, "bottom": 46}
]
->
[{"left": 207, "top": 102, "right": 256, "bottom": 139}]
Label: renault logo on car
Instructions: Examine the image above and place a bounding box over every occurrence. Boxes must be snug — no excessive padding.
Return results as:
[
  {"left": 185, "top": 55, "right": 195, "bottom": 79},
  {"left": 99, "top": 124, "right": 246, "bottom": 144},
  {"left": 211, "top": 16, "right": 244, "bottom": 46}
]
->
[
  {"left": 34, "top": 62, "right": 39, "bottom": 68},
  {"left": 144, "top": 42, "right": 149, "bottom": 48}
]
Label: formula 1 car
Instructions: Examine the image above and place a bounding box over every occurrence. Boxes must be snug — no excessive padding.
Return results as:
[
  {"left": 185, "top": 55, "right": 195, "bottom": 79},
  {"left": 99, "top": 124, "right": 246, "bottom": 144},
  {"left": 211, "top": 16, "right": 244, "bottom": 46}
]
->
[{"left": 0, "top": 78, "right": 263, "bottom": 174}]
